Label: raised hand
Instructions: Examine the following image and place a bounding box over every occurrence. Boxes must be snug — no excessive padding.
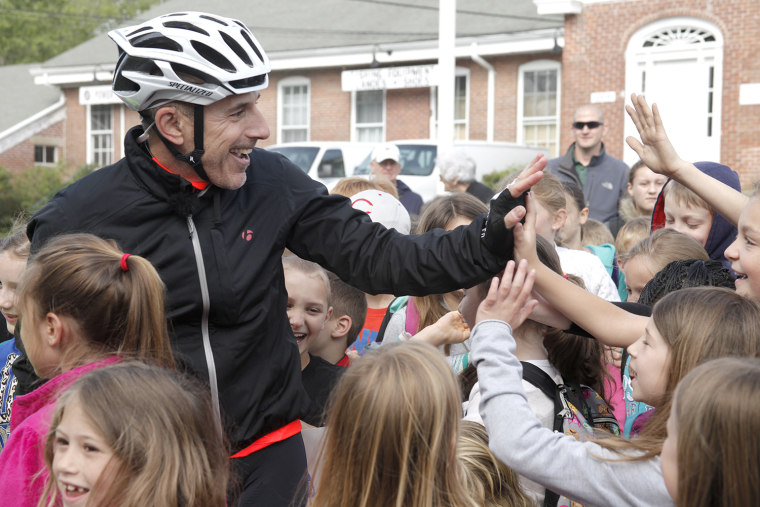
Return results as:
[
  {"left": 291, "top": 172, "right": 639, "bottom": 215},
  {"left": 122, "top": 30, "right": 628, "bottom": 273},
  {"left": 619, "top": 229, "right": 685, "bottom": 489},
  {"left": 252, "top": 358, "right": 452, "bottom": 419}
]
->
[
  {"left": 476, "top": 259, "right": 538, "bottom": 329},
  {"left": 507, "top": 153, "right": 547, "bottom": 197},
  {"left": 625, "top": 93, "right": 689, "bottom": 179}
]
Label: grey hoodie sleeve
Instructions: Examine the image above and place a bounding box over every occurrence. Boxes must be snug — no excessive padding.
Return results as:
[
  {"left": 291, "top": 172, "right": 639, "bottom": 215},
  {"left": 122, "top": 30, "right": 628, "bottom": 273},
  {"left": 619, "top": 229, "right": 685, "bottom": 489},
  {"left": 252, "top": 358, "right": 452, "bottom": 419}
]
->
[{"left": 470, "top": 320, "right": 673, "bottom": 507}]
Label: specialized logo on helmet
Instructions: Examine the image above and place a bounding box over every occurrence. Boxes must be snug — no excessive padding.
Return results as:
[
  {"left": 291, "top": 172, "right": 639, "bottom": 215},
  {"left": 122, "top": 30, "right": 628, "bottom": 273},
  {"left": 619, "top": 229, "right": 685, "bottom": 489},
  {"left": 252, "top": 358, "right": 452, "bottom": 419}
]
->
[
  {"left": 241, "top": 229, "right": 253, "bottom": 241},
  {"left": 168, "top": 82, "right": 213, "bottom": 97}
]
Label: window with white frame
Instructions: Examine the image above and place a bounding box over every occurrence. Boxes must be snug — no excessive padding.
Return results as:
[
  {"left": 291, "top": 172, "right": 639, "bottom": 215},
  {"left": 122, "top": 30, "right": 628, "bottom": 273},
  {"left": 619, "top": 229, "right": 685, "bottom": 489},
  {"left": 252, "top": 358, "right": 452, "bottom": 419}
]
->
[
  {"left": 518, "top": 60, "right": 560, "bottom": 157},
  {"left": 353, "top": 90, "right": 385, "bottom": 142},
  {"left": 430, "top": 67, "right": 470, "bottom": 140},
  {"left": 34, "top": 145, "right": 56, "bottom": 165},
  {"left": 90, "top": 104, "right": 113, "bottom": 166},
  {"left": 278, "top": 77, "right": 310, "bottom": 143}
]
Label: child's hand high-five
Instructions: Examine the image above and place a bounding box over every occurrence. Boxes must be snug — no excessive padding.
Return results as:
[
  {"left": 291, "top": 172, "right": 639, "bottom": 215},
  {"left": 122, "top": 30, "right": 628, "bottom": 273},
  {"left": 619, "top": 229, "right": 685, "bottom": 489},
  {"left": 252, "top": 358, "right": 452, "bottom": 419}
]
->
[
  {"left": 476, "top": 259, "right": 538, "bottom": 330},
  {"left": 625, "top": 93, "right": 690, "bottom": 180}
]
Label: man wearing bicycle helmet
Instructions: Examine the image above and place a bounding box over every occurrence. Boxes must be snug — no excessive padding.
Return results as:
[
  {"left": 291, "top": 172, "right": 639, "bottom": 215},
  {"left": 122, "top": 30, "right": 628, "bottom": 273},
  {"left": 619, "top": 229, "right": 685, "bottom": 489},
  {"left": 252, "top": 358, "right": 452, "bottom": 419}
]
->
[{"left": 26, "top": 11, "right": 546, "bottom": 506}]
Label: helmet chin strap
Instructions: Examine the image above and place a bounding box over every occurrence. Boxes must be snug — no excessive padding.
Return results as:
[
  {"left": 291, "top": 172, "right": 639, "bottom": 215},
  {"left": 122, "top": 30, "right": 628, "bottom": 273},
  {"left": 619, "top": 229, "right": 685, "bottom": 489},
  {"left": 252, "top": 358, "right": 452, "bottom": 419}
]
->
[{"left": 153, "top": 104, "right": 211, "bottom": 182}]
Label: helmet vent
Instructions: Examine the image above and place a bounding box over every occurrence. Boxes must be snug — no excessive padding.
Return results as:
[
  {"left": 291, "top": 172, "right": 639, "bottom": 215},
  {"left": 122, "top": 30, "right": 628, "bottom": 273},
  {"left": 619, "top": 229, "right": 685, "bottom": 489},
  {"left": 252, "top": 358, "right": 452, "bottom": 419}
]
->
[
  {"left": 239, "top": 30, "right": 264, "bottom": 64},
  {"left": 130, "top": 32, "right": 182, "bottom": 52},
  {"left": 163, "top": 21, "right": 209, "bottom": 37},
  {"left": 229, "top": 74, "right": 267, "bottom": 90},
  {"left": 126, "top": 26, "right": 152, "bottom": 38},
  {"left": 221, "top": 32, "right": 252, "bottom": 67},
  {"left": 170, "top": 62, "right": 222, "bottom": 87},
  {"left": 190, "top": 41, "right": 235, "bottom": 72},
  {"left": 200, "top": 14, "right": 229, "bottom": 27}
]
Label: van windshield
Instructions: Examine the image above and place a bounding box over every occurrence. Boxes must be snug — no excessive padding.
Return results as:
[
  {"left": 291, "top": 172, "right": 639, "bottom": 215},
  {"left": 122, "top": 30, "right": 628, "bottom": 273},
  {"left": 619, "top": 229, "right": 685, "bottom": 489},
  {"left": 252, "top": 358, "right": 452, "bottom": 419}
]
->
[
  {"left": 268, "top": 146, "right": 319, "bottom": 173},
  {"left": 354, "top": 144, "right": 437, "bottom": 176}
]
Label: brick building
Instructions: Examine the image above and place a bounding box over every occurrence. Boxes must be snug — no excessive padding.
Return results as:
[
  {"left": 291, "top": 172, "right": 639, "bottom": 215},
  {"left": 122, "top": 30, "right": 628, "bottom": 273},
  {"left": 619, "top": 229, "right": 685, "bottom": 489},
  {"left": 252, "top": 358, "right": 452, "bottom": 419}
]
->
[{"left": 1, "top": 0, "right": 758, "bottom": 185}]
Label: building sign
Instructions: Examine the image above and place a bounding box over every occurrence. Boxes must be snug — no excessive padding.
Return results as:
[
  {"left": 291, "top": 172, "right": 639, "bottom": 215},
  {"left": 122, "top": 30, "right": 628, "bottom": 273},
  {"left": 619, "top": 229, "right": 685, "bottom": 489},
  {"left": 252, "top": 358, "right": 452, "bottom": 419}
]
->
[
  {"left": 341, "top": 64, "right": 439, "bottom": 92},
  {"left": 79, "top": 85, "right": 120, "bottom": 105}
]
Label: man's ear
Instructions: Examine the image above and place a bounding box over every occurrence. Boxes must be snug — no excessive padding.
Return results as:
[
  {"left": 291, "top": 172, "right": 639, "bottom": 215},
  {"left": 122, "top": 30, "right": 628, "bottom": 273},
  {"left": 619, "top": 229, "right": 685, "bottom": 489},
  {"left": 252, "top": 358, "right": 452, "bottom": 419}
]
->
[
  {"left": 552, "top": 208, "right": 568, "bottom": 231},
  {"left": 331, "top": 315, "right": 352, "bottom": 340},
  {"left": 154, "top": 105, "right": 189, "bottom": 146}
]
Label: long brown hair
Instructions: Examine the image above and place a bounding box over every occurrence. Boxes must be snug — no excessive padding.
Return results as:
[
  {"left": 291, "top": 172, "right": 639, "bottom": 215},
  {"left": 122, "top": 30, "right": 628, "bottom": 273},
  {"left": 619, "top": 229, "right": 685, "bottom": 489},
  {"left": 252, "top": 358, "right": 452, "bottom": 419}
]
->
[
  {"left": 672, "top": 357, "right": 760, "bottom": 507},
  {"left": 313, "top": 341, "right": 477, "bottom": 507},
  {"left": 39, "top": 362, "right": 228, "bottom": 506},
  {"left": 19, "top": 233, "right": 174, "bottom": 372},
  {"left": 413, "top": 193, "right": 488, "bottom": 346},
  {"left": 598, "top": 287, "right": 760, "bottom": 459}
]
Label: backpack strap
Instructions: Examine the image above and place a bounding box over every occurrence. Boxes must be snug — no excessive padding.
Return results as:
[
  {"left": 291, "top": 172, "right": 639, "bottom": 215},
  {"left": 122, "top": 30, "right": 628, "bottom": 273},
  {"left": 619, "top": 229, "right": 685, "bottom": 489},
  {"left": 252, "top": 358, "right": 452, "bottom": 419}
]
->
[
  {"left": 520, "top": 362, "right": 564, "bottom": 433},
  {"left": 375, "top": 296, "right": 409, "bottom": 344},
  {"left": 521, "top": 362, "right": 578, "bottom": 507}
]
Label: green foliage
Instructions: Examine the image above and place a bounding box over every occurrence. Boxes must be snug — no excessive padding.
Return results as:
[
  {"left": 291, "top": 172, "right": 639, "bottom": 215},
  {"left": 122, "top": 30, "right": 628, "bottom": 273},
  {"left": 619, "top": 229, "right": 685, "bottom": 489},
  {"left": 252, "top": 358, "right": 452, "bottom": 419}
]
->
[
  {"left": 481, "top": 164, "right": 526, "bottom": 191},
  {"left": 0, "top": 0, "right": 159, "bottom": 65},
  {"left": 0, "top": 162, "right": 92, "bottom": 231}
]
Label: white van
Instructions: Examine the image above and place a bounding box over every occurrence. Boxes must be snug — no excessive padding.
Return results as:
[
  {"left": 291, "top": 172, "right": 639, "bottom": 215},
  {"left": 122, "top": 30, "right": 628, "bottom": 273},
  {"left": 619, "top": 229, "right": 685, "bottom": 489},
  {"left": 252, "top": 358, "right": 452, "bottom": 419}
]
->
[
  {"left": 266, "top": 142, "right": 374, "bottom": 190},
  {"left": 353, "top": 140, "right": 549, "bottom": 202}
]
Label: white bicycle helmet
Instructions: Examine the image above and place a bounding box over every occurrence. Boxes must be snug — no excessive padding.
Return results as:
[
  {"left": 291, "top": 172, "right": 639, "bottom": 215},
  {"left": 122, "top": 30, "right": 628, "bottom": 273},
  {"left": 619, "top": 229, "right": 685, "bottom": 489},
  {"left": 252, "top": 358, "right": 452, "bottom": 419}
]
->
[{"left": 108, "top": 11, "right": 271, "bottom": 112}]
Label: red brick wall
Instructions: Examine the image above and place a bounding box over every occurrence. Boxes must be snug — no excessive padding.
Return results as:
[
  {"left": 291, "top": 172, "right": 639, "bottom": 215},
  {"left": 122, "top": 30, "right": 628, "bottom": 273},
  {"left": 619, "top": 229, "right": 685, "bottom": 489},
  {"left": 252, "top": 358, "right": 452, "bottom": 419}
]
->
[
  {"left": 264, "top": 53, "right": 561, "bottom": 146},
  {"left": 562, "top": 0, "right": 760, "bottom": 185},
  {"left": 386, "top": 87, "right": 430, "bottom": 141},
  {"left": 0, "top": 120, "right": 65, "bottom": 174}
]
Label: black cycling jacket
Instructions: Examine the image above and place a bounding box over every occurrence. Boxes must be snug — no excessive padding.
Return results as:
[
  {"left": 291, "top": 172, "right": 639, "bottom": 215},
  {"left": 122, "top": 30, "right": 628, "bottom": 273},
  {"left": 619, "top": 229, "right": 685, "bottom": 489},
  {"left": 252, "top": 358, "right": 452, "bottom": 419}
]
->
[{"left": 28, "top": 126, "right": 508, "bottom": 449}]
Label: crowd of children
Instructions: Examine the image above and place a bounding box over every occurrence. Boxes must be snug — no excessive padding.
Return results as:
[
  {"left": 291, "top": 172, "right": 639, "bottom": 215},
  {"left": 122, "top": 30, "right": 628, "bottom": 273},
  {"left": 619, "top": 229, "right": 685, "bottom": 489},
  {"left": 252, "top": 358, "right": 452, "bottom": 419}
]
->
[{"left": 0, "top": 91, "right": 756, "bottom": 507}]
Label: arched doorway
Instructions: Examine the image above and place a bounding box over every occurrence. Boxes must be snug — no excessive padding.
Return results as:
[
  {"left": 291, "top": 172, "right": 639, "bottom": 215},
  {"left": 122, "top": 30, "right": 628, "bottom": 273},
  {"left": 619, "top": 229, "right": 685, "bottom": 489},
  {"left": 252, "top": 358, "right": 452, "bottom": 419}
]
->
[{"left": 624, "top": 18, "right": 723, "bottom": 165}]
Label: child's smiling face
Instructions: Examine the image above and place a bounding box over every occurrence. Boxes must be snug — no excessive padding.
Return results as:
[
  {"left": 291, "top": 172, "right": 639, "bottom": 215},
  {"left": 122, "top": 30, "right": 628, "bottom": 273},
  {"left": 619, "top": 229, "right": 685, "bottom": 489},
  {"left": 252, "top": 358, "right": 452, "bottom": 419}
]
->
[
  {"left": 725, "top": 197, "right": 760, "bottom": 302},
  {"left": 284, "top": 268, "right": 331, "bottom": 360},
  {"left": 52, "top": 398, "right": 116, "bottom": 507}
]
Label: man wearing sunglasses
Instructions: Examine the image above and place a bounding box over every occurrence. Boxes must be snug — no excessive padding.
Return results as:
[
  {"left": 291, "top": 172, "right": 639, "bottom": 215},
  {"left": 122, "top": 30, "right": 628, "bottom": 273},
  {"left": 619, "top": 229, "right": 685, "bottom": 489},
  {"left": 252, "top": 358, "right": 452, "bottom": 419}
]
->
[{"left": 547, "top": 104, "right": 629, "bottom": 228}]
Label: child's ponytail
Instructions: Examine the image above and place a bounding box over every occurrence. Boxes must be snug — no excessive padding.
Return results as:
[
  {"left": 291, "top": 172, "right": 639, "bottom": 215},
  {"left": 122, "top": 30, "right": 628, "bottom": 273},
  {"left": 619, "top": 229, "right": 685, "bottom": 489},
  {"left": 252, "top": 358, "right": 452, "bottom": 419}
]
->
[
  {"left": 118, "top": 253, "right": 175, "bottom": 369},
  {"left": 20, "top": 233, "right": 174, "bottom": 370}
]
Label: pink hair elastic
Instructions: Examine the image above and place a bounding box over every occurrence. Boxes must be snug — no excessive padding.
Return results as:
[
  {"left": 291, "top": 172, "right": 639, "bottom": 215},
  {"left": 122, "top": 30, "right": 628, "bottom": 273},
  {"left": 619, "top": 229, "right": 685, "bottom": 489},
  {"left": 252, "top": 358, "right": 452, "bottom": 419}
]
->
[{"left": 120, "top": 253, "right": 132, "bottom": 272}]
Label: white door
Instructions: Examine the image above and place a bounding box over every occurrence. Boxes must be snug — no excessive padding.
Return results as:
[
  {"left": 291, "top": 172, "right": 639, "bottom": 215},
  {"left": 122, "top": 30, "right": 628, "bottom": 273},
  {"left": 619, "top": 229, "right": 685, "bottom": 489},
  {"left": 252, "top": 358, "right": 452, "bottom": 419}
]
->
[
  {"left": 644, "top": 57, "right": 717, "bottom": 163},
  {"left": 625, "top": 19, "right": 722, "bottom": 166}
]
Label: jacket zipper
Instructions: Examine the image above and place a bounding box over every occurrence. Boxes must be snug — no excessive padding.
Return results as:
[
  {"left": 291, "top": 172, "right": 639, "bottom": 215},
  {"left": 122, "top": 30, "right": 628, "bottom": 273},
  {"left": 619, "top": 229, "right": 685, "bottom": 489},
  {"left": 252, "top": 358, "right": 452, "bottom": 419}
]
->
[{"left": 187, "top": 214, "right": 221, "bottom": 420}]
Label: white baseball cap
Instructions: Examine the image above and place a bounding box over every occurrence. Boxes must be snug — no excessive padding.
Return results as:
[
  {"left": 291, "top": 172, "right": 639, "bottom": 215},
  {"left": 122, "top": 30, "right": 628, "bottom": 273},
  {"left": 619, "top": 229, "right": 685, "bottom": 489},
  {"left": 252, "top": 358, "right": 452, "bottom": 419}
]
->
[
  {"left": 371, "top": 143, "right": 400, "bottom": 164},
  {"left": 351, "top": 189, "right": 411, "bottom": 234}
]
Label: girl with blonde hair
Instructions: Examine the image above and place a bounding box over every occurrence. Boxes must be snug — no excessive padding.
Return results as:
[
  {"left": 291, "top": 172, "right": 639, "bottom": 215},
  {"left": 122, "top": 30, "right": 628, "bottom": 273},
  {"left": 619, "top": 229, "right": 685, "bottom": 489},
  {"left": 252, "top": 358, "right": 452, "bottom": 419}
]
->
[
  {"left": 0, "top": 233, "right": 175, "bottom": 506},
  {"left": 39, "top": 362, "right": 228, "bottom": 506},
  {"left": 312, "top": 341, "right": 476, "bottom": 507},
  {"left": 457, "top": 421, "right": 532, "bottom": 507},
  {"left": 661, "top": 357, "right": 760, "bottom": 507},
  {"left": 620, "top": 228, "right": 708, "bottom": 303}
]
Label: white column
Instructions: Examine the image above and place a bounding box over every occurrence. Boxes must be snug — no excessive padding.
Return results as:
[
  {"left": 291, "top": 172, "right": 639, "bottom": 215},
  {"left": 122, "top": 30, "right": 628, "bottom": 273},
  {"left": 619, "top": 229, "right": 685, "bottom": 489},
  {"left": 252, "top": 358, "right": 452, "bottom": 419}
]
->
[{"left": 437, "top": 0, "right": 456, "bottom": 151}]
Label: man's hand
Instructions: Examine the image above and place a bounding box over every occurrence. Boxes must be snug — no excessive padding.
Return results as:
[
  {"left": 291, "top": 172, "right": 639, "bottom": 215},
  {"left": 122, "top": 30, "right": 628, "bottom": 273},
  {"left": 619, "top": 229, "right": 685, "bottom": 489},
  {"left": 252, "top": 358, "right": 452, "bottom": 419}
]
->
[
  {"left": 510, "top": 193, "right": 540, "bottom": 266},
  {"left": 481, "top": 153, "right": 547, "bottom": 256},
  {"left": 476, "top": 259, "right": 538, "bottom": 329},
  {"left": 625, "top": 93, "right": 690, "bottom": 180}
]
